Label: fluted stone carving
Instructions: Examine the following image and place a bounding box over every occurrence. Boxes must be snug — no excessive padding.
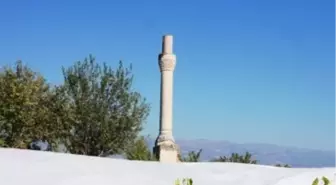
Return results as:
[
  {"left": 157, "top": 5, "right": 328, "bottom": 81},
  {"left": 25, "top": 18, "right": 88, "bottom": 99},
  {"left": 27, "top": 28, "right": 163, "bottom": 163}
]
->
[{"left": 159, "top": 54, "right": 176, "bottom": 72}]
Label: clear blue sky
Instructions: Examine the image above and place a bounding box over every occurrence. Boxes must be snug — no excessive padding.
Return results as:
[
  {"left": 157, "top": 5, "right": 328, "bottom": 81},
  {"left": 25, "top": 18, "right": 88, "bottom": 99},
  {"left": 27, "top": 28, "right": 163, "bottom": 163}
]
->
[{"left": 0, "top": 0, "right": 334, "bottom": 151}]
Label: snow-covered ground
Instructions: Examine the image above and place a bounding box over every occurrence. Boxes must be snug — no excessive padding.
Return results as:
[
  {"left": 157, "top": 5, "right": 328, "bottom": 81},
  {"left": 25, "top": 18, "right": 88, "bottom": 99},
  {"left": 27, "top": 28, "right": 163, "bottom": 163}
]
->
[{"left": 0, "top": 148, "right": 334, "bottom": 185}]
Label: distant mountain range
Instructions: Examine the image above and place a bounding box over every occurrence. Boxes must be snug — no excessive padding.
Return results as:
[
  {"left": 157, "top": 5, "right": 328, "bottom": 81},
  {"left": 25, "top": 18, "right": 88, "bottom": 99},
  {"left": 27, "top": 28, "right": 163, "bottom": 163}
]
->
[{"left": 145, "top": 138, "right": 335, "bottom": 168}]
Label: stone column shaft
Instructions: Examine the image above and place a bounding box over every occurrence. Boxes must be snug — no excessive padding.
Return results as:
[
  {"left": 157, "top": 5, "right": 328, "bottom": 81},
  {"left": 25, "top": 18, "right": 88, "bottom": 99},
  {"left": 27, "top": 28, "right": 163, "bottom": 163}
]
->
[
  {"left": 160, "top": 70, "right": 174, "bottom": 135},
  {"left": 157, "top": 35, "right": 176, "bottom": 142},
  {"left": 154, "top": 35, "right": 179, "bottom": 162}
]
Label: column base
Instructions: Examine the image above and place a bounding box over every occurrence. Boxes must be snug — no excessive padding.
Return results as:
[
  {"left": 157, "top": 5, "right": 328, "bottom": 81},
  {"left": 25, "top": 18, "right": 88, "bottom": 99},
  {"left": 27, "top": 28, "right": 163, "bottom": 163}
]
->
[{"left": 153, "top": 136, "right": 180, "bottom": 162}]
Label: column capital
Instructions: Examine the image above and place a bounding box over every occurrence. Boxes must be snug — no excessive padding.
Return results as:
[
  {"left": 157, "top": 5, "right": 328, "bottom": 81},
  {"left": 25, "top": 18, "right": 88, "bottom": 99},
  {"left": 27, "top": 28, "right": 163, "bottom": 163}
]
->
[{"left": 159, "top": 54, "right": 176, "bottom": 72}]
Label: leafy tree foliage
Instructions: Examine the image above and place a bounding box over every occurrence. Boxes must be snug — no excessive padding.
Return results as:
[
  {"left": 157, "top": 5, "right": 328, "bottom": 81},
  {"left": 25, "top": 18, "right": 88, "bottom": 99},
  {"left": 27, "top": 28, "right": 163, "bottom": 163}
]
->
[
  {"left": 0, "top": 61, "right": 60, "bottom": 149},
  {"left": 58, "top": 55, "right": 150, "bottom": 156},
  {"left": 125, "top": 136, "right": 156, "bottom": 161},
  {"left": 179, "top": 149, "right": 202, "bottom": 162},
  {"left": 211, "top": 152, "right": 257, "bottom": 164}
]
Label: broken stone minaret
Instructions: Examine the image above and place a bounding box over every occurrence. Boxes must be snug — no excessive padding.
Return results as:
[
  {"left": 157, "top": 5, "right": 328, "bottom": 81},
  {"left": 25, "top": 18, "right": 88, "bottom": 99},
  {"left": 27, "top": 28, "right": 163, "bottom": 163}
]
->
[{"left": 153, "top": 35, "right": 179, "bottom": 162}]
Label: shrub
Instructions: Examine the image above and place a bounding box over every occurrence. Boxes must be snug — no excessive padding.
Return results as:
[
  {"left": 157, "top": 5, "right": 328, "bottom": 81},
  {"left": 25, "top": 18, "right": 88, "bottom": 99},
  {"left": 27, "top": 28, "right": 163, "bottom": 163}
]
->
[
  {"left": 175, "top": 178, "right": 193, "bottom": 185},
  {"left": 312, "top": 176, "right": 330, "bottom": 185}
]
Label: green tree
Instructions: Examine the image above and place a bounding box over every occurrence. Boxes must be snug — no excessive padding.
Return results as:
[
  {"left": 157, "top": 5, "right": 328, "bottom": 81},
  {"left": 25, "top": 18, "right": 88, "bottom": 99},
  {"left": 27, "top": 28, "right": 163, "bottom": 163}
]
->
[
  {"left": 125, "top": 136, "right": 156, "bottom": 161},
  {"left": 180, "top": 149, "right": 202, "bottom": 162},
  {"left": 211, "top": 152, "right": 257, "bottom": 164},
  {"left": 58, "top": 55, "right": 150, "bottom": 156},
  {"left": 0, "top": 61, "right": 61, "bottom": 149}
]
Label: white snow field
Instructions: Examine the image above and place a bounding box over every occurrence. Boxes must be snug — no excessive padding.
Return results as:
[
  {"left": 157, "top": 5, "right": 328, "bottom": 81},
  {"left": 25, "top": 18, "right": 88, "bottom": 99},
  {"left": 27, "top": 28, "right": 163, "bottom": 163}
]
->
[{"left": 0, "top": 148, "right": 334, "bottom": 185}]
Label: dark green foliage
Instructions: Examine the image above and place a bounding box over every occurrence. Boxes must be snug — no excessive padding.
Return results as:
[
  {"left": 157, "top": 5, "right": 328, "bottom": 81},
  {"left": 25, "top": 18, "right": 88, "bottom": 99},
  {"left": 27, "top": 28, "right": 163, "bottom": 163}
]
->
[
  {"left": 58, "top": 55, "right": 150, "bottom": 156},
  {"left": 0, "top": 56, "right": 150, "bottom": 157},
  {"left": 322, "top": 176, "right": 330, "bottom": 185},
  {"left": 0, "top": 138, "right": 5, "bottom": 147},
  {"left": 179, "top": 149, "right": 202, "bottom": 162},
  {"left": 125, "top": 136, "right": 157, "bottom": 161},
  {"left": 211, "top": 152, "right": 257, "bottom": 164},
  {"left": 0, "top": 61, "right": 61, "bottom": 149}
]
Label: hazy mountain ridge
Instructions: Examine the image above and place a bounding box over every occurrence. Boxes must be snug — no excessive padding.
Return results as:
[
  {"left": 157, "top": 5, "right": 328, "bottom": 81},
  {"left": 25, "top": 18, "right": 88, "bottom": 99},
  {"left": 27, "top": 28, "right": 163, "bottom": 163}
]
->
[{"left": 146, "top": 138, "right": 335, "bottom": 167}]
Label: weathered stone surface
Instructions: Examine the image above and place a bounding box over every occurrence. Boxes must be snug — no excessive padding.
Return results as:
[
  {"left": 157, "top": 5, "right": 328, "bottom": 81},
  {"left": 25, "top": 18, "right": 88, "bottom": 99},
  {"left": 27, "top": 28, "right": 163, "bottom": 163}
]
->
[
  {"left": 158, "top": 54, "right": 176, "bottom": 71},
  {"left": 153, "top": 140, "right": 179, "bottom": 162},
  {"left": 154, "top": 35, "right": 180, "bottom": 163}
]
